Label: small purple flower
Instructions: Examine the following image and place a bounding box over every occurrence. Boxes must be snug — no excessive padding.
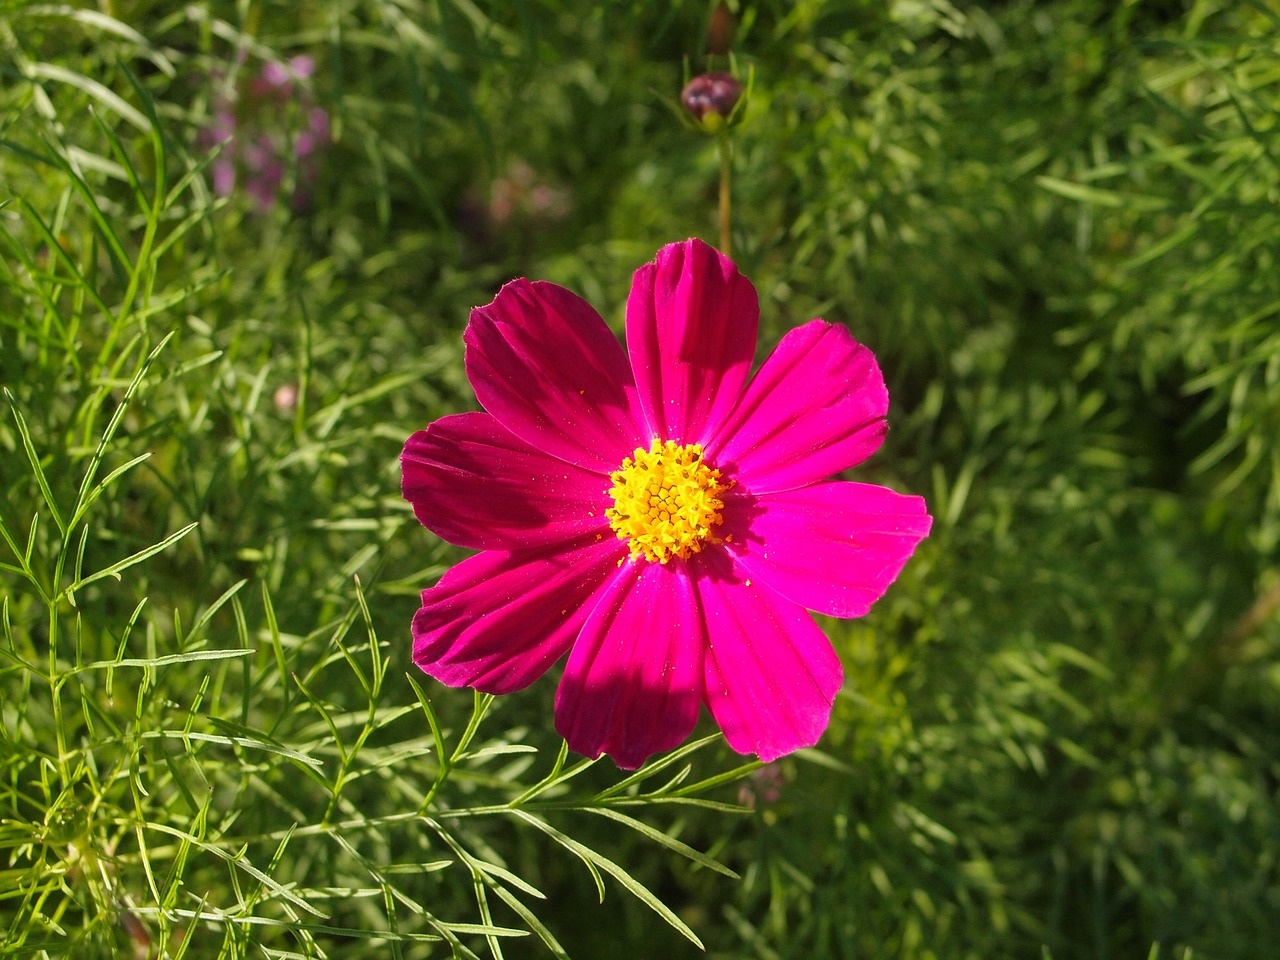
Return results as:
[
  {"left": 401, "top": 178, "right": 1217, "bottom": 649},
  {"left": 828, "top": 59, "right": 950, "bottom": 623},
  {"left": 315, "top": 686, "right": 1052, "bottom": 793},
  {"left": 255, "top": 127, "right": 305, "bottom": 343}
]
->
[
  {"left": 738, "top": 763, "right": 785, "bottom": 809},
  {"left": 287, "top": 55, "right": 315, "bottom": 79},
  {"left": 242, "top": 136, "right": 286, "bottom": 211},
  {"left": 487, "top": 161, "right": 571, "bottom": 226},
  {"left": 257, "top": 61, "right": 291, "bottom": 91},
  {"left": 198, "top": 54, "right": 330, "bottom": 213},
  {"left": 295, "top": 107, "right": 330, "bottom": 159},
  {"left": 274, "top": 383, "right": 299, "bottom": 414}
]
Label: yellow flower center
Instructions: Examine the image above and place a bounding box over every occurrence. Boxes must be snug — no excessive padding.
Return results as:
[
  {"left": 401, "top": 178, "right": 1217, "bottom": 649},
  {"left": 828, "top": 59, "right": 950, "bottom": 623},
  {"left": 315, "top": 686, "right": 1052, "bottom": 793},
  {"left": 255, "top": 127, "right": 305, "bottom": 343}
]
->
[{"left": 606, "top": 439, "right": 730, "bottom": 564}]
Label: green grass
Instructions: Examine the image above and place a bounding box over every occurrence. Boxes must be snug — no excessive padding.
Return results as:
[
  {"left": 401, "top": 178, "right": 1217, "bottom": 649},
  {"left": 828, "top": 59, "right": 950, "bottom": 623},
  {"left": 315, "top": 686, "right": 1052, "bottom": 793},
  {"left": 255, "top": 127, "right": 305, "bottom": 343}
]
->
[{"left": 2, "top": 1, "right": 1279, "bottom": 958}]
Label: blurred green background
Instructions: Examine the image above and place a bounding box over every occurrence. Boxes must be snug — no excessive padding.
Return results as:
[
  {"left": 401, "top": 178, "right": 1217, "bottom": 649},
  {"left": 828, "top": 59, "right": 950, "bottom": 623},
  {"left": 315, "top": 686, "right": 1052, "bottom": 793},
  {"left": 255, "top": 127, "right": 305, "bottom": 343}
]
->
[{"left": 2, "top": 1, "right": 1278, "bottom": 958}]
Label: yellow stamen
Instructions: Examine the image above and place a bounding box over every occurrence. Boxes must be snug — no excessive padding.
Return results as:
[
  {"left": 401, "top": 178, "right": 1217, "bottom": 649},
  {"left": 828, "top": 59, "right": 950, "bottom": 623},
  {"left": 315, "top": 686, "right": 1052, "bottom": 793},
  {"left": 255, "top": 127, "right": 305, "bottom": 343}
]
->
[{"left": 605, "top": 439, "right": 730, "bottom": 564}]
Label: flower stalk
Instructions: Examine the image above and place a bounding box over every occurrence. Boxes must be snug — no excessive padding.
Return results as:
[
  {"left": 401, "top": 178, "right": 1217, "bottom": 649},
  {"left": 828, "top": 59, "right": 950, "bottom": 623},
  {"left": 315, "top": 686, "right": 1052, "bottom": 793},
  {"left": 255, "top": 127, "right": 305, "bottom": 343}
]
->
[
  {"left": 679, "top": 68, "right": 747, "bottom": 254},
  {"left": 718, "top": 129, "right": 733, "bottom": 257}
]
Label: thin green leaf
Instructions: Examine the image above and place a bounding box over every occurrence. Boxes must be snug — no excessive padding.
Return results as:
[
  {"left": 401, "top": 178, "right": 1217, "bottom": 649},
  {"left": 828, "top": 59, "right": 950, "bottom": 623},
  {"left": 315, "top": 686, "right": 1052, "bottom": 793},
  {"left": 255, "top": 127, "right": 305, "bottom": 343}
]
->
[
  {"left": 509, "top": 811, "right": 705, "bottom": 949},
  {"left": 24, "top": 62, "right": 150, "bottom": 131},
  {"left": 592, "top": 733, "right": 723, "bottom": 801},
  {"left": 3, "top": 388, "right": 66, "bottom": 536},
  {"left": 582, "top": 806, "right": 739, "bottom": 878},
  {"left": 66, "top": 520, "right": 198, "bottom": 593},
  {"left": 139, "top": 729, "right": 322, "bottom": 769},
  {"left": 1036, "top": 175, "right": 1171, "bottom": 211},
  {"left": 72, "top": 332, "right": 175, "bottom": 527},
  {"left": 141, "top": 823, "right": 325, "bottom": 918}
]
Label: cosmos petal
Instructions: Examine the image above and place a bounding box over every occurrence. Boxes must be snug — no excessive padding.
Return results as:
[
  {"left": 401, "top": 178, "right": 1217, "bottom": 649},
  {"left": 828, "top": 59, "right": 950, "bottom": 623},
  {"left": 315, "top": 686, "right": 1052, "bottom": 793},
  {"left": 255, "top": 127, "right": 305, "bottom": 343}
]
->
[
  {"left": 723, "top": 481, "right": 933, "bottom": 618},
  {"left": 412, "top": 537, "right": 626, "bottom": 695},
  {"left": 466, "top": 279, "right": 646, "bottom": 472},
  {"left": 555, "top": 559, "right": 705, "bottom": 769},
  {"left": 402, "top": 412, "right": 611, "bottom": 550},
  {"left": 706, "top": 320, "right": 888, "bottom": 494},
  {"left": 691, "top": 549, "right": 842, "bottom": 761},
  {"left": 626, "top": 239, "right": 759, "bottom": 444}
]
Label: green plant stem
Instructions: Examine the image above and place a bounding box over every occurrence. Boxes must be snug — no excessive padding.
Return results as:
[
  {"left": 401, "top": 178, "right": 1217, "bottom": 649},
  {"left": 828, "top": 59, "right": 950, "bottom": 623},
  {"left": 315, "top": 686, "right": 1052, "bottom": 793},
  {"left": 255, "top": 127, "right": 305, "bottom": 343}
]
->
[{"left": 717, "top": 131, "right": 732, "bottom": 256}]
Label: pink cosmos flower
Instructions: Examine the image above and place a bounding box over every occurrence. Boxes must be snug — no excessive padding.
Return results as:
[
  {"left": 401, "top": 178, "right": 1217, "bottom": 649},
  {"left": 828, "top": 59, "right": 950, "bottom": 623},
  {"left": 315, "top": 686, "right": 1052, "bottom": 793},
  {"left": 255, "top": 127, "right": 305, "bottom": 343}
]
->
[{"left": 401, "top": 239, "right": 931, "bottom": 769}]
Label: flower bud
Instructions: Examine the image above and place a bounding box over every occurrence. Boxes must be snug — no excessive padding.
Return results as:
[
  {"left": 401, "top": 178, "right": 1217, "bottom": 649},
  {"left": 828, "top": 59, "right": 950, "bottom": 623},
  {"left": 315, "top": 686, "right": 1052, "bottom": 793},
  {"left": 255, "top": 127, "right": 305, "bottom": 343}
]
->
[
  {"left": 707, "top": 1, "right": 734, "bottom": 57},
  {"left": 680, "top": 71, "right": 744, "bottom": 131}
]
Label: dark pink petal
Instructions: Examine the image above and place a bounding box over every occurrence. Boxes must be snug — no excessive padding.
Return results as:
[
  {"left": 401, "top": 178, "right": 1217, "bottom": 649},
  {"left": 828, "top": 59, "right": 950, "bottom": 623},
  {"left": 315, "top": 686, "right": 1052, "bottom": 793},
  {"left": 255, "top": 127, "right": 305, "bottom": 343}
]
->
[
  {"left": 308, "top": 106, "right": 331, "bottom": 137},
  {"left": 402, "top": 412, "right": 611, "bottom": 550},
  {"left": 705, "top": 320, "right": 888, "bottom": 494},
  {"left": 211, "top": 158, "right": 236, "bottom": 196},
  {"left": 260, "top": 61, "right": 291, "bottom": 88},
  {"left": 245, "top": 175, "right": 279, "bottom": 212},
  {"left": 287, "top": 55, "right": 316, "bottom": 79},
  {"left": 626, "top": 238, "right": 759, "bottom": 443},
  {"left": 723, "top": 481, "right": 932, "bottom": 619},
  {"left": 413, "top": 538, "right": 626, "bottom": 695},
  {"left": 691, "top": 549, "right": 842, "bottom": 761},
  {"left": 466, "top": 279, "right": 646, "bottom": 472},
  {"left": 555, "top": 559, "right": 705, "bottom": 769}
]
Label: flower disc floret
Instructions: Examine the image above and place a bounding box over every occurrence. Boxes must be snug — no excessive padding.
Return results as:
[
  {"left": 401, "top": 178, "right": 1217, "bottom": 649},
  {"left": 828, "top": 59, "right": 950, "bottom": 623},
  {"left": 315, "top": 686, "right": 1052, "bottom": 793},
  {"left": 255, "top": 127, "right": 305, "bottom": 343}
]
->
[{"left": 606, "top": 439, "right": 729, "bottom": 564}]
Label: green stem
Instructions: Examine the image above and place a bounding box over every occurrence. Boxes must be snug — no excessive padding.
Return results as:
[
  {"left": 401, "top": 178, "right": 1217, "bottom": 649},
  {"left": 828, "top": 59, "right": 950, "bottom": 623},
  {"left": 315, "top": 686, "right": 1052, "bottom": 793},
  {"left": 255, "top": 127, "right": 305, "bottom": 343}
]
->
[{"left": 717, "top": 131, "right": 732, "bottom": 256}]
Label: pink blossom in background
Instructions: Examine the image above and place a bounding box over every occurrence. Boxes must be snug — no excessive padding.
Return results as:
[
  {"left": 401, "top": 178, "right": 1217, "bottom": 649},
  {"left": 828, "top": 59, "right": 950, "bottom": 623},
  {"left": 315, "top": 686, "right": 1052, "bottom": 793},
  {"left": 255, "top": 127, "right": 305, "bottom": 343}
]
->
[
  {"left": 401, "top": 239, "right": 932, "bottom": 769},
  {"left": 737, "top": 763, "right": 786, "bottom": 809},
  {"left": 295, "top": 107, "right": 330, "bottom": 160},
  {"left": 199, "top": 108, "right": 238, "bottom": 196},
  {"left": 273, "top": 383, "right": 299, "bottom": 415},
  {"left": 240, "top": 135, "right": 286, "bottom": 210},
  {"left": 254, "top": 55, "right": 314, "bottom": 98},
  {"left": 198, "top": 54, "right": 329, "bottom": 213},
  {"left": 488, "top": 160, "right": 571, "bottom": 226}
]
